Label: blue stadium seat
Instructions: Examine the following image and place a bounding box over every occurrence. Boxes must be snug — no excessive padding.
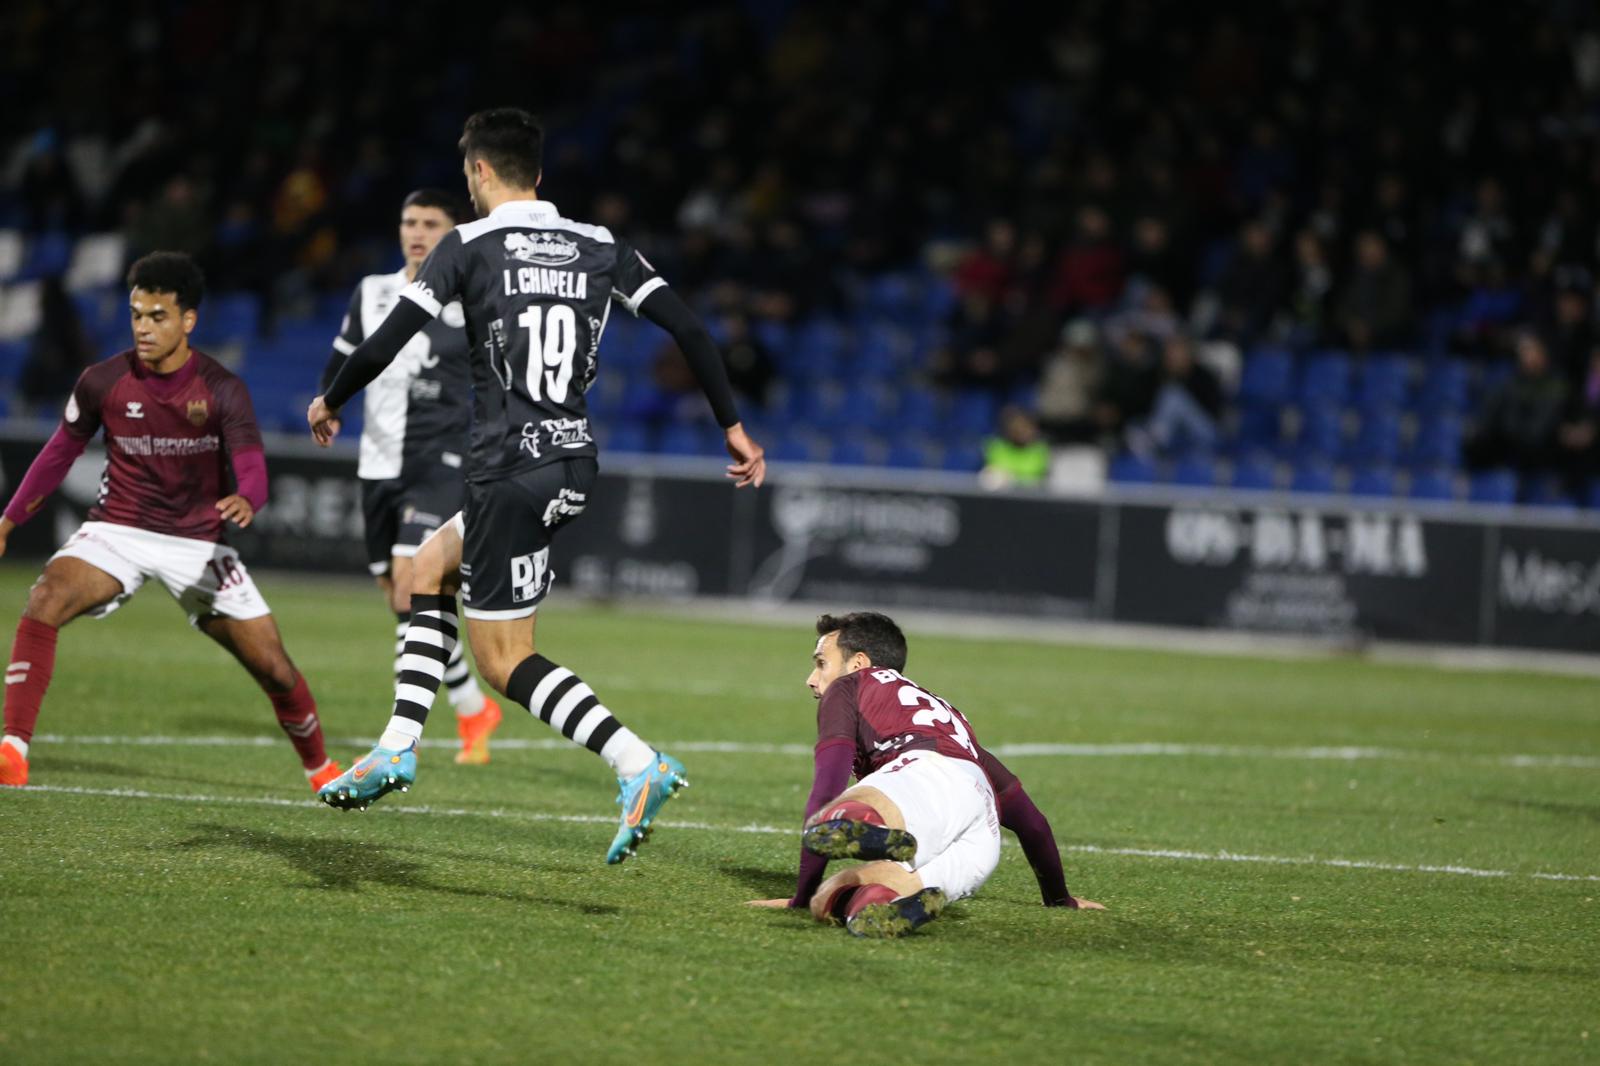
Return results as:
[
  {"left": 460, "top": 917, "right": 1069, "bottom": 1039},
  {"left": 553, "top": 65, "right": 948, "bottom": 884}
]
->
[
  {"left": 894, "top": 386, "right": 941, "bottom": 435},
  {"left": 771, "top": 433, "right": 825, "bottom": 463},
  {"left": 947, "top": 389, "right": 998, "bottom": 437},
  {"left": 1345, "top": 409, "right": 1402, "bottom": 465},
  {"left": 1408, "top": 468, "right": 1459, "bottom": 502},
  {"left": 1234, "top": 405, "right": 1281, "bottom": 451},
  {"left": 1239, "top": 348, "right": 1294, "bottom": 407},
  {"left": 605, "top": 421, "right": 650, "bottom": 454},
  {"left": 1230, "top": 452, "right": 1279, "bottom": 491},
  {"left": 1409, "top": 414, "right": 1462, "bottom": 467},
  {"left": 1416, "top": 359, "right": 1470, "bottom": 415},
  {"left": 1468, "top": 469, "right": 1518, "bottom": 505},
  {"left": 829, "top": 436, "right": 875, "bottom": 466},
  {"left": 1299, "top": 351, "right": 1352, "bottom": 406},
  {"left": 0, "top": 338, "right": 30, "bottom": 377},
  {"left": 657, "top": 423, "right": 707, "bottom": 456},
  {"left": 1587, "top": 479, "right": 1600, "bottom": 509},
  {"left": 18, "top": 231, "right": 72, "bottom": 280},
  {"left": 1356, "top": 355, "right": 1411, "bottom": 413},
  {"left": 1290, "top": 460, "right": 1337, "bottom": 494},
  {"left": 941, "top": 439, "right": 984, "bottom": 472},
  {"left": 1293, "top": 403, "right": 1345, "bottom": 461},
  {"left": 1524, "top": 474, "right": 1575, "bottom": 509},
  {"left": 206, "top": 292, "right": 262, "bottom": 343},
  {"left": 886, "top": 438, "right": 934, "bottom": 469},
  {"left": 1108, "top": 453, "right": 1158, "bottom": 484},
  {"left": 1171, "top": 455, "right": 1219, "bottom": 487},
  {"left": 1349, "top": 466, "right": 1398, "bottom": 498},
  {"left": 790, "top": 316, "right": 853, "bottom": 373}
]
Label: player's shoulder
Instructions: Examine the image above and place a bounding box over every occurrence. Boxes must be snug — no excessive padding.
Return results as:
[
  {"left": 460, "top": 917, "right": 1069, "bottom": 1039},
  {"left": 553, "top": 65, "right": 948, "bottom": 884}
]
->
[
  {"left": 78, "top": 351, "right": 137, "bottom": 391},
  {"left": 456, "top": 200, "right": 616, "bottom": 250},
  {"left": 859, "top": 667, "right": 909, "bottom": 689},
  {"left": 357, "top": 270, "right": 407, "bottom": 295},
  {"left": 191, "top": 350, "right": 244, "bottom": 390}
]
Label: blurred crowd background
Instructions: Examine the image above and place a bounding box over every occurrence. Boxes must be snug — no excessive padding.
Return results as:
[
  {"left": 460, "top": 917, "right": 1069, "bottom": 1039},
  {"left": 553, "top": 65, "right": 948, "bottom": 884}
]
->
[{"left": 4, "top": 0, "right": 1600, "bottom": 506}]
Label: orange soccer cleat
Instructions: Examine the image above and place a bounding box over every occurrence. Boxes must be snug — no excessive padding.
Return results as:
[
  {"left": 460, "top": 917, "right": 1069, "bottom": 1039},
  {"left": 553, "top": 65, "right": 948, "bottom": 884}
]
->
[
  {"left": 306, "top": 760, "right": 344, "bottom": 793},
  {"left": 454, "top": 697, "right": 503, "bottom": 765},
  {"left": 0, "top": 742, "right": 28, "bottom": 787}
]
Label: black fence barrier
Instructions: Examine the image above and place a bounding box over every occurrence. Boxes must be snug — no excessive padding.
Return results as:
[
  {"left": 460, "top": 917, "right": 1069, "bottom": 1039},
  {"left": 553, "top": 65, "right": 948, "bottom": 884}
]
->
[{"left": 2, "top": 432, "right": 1595, "bottom": 655}]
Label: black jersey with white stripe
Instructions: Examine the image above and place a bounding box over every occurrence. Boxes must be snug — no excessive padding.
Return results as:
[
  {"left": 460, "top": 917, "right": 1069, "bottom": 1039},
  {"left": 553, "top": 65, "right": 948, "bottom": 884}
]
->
[
  {"left": 396, "top": 199, "right": 665, "bottom": 483},
  {"left": 332, "top": 271, "right": 472, "bottom": 481}
]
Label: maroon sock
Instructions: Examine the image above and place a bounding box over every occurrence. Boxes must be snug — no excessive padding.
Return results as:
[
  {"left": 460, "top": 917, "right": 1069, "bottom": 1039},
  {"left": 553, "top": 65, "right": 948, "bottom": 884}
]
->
[
  {"left": 4, "top": 618, "right": 59, "bottom": 744},
  {"left": 844, "top": 883, "right": 900, "bottom": 920},
  {"left": 821, "top": 799, "right": 886, "bottom": 826},
  {"left": 269, "top": 673, "right": 328, "bottom": 769}
]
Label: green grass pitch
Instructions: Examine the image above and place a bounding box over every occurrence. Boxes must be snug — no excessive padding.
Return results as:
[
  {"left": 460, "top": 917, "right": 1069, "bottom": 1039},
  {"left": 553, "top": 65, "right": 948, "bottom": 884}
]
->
[{"left": 0, "top": 561, "right": 1596, "bottom": 1064}]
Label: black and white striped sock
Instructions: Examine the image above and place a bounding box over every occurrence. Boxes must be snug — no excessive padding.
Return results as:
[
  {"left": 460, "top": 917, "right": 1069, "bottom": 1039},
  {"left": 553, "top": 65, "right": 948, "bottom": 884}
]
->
[
  {"left": 377, "top": 594, "right": 456, "bottom": 751},
  {"left": 443, "top": 640, "right": 487, "bottom": 717},
  {"left": 506, "top": 654, "right": 654, "bottom": 778},
  {"left": 392, "top": 612, "right": 410, "bottom": 681}
]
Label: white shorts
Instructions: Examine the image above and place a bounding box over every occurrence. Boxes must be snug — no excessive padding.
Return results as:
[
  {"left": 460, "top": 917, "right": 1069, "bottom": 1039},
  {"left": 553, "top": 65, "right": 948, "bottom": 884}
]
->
[
  {"left": 51, "top": 521, "right": 272, "bottom": 625},
  {"left": 858, "top": 749, "right": 1001, "bottom": 902}
]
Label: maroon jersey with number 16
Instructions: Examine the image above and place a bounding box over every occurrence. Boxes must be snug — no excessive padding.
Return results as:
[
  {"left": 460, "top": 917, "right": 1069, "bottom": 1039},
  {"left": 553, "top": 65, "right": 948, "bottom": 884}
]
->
[
  {"left": 59, "top": 350, "right": 263, "bottom": 543},
  {"left": 814, "top": 668, "right": 1020, "bottom": 794}
]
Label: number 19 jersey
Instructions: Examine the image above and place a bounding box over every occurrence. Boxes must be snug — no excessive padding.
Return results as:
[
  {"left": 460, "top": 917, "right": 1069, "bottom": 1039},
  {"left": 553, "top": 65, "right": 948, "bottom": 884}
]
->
[{"left": 396, "top": 198, "right": 666, "bottom": 484}]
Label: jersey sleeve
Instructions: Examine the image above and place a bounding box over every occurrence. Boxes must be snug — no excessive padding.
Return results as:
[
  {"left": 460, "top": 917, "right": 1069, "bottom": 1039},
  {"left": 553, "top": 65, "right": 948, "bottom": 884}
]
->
[
  {"left": 332, "top": 282, "right": 366, "bottom": 355},
  {"left": 610, "top": 236, "right": 668, "bottom": 316},
  {"left": 61, "top": 367, "right": 107, "bottom": 442},
  {"left": 215, "top": 375, "right": 265, "bottom": 455},
  {"left": 399, "top": 230, "right": 468, "bottom": 318}
]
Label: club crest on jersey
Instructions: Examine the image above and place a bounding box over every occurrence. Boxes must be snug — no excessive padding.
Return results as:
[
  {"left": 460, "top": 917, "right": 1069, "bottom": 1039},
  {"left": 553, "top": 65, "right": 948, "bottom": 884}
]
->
[
  {"left": 125, "top": 401, "right": 144, "bottom": 419},
  {"left": 505, "top": 231, "right": 580, "bottom": 266},
  {"left": 186, "top": 399, "right": 208, "bottom": 427}
]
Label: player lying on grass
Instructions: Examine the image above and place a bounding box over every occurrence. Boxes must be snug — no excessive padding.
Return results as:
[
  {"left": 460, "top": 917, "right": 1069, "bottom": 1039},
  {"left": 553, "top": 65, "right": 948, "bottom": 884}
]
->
[
  {"left": 748, "top": 612, "right": 1103, "bottom": 938},
  {"left": 0, "top": 252, "right": 340, "bottom": 792},
  {"left": 318, "top": 188, "right": 502, "bottom": 766},
  {"left": 306, "top": 109, "right": 765, "bottom": 863}
]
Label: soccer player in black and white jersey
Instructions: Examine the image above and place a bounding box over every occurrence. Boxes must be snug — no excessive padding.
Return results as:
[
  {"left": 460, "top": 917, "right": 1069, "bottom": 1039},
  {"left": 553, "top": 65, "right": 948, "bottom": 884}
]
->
[
  {"left": 308, "top": 109, "right": 765, "bottom": 863},
  {"left": 319, "top": 190, "right": 502, "bottom": 766}
]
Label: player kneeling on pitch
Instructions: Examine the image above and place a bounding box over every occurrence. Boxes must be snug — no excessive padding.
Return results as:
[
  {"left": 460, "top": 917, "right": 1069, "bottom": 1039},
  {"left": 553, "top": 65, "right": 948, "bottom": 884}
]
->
[
  {"left": 0, "top": 253, "right": 340, "bottom": 791},
  {"left": 749, "top": 612, "right": 1103, "bottom": 938}
]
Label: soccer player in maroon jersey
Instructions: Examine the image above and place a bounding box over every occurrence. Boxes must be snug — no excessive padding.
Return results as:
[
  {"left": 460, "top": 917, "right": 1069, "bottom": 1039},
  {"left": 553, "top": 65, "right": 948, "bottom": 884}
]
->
[
  {"left": 748, "top": 612, "right": 1104, "bottom": 938},
  {"left": 0, "top": 252, "right": 341, "bottom": 792}
]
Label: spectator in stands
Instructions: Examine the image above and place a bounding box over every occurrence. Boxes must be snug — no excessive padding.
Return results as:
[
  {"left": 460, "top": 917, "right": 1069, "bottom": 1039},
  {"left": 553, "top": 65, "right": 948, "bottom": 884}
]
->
[
  {"left": 952, "top": 218, "right": 1015, "bottom": 304},
  {"left": 1091, "top": 330, "right": 1160, "bottom": 447},
  {"left": 1037, "top": 320, "right": 1103, "bottom": 445},
  {"left": 1128, "top": 334, "right": 1223, "bottom": 459},
  {"left": 1286, "top": 229, "right": 1333, "bottom": 347},
  {"left": 1048, "top": 205, "right": 1124, "bottom": 313},
  {"left": 718, "top": 310, "right": 774, "bottom": 409},
  {"left": 1465, "top": 332, "right": 1569, "bottom": 475},
  {"left": 1214, "top": 220, "right": 1282, "bottom": 345},
  {"left": 1539, "top": 268, "right": 1595, "bottom": 391},
  {"left": 18, "top": 276, "right": 93, "bottom": 416},
  {"left": 980, "top": 406, "right": 1050, "bottom": 489},
  {"left": 1337, "top": 230, "right": 1413, "bottom": 352},
  {"left": 1556, "top": 345, "right": 1600, "bottom": 491}
]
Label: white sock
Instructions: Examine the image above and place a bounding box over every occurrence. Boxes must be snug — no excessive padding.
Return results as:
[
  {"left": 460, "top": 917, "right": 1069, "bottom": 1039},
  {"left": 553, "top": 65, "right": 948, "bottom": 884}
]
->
[
  {"left": 2, "top": 735, "right": 29, "bottom": 760},
  {"left": 601, "top": 728, "right": 655, "bottom": 779},
  {"left": 378, "top": 716, "right": 424, "bottom": 752}
]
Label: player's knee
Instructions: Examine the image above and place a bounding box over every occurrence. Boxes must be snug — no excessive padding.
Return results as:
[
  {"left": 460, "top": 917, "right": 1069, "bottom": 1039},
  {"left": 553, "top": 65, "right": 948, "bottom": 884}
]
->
[{"left": 23, "top": 576, "right": 77, "bottom": 626}]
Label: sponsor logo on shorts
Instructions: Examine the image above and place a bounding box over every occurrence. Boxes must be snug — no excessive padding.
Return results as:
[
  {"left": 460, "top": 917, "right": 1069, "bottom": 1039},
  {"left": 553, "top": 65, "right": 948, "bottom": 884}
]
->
[
  {"left": 510, "top": 548, "right": 551, "bottom": 604},
  {"left": 543, "top": 488, "right": 588, "bottom": 528}
]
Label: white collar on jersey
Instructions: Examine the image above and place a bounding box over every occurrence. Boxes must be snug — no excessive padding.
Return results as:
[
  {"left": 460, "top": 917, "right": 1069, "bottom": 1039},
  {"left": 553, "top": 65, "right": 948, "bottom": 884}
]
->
[{"left": 487, "top": 199, "right": 558, "bottom": 219}]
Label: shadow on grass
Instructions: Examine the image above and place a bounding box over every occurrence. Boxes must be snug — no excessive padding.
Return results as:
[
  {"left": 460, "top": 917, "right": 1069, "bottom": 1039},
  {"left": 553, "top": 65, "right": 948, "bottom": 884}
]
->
[
  {"left": 1482, "top": 796, "right": 1600, "bottom": 824},
  {"left": 172, "top": 823, "right": 620, "bottom": 915},
  {"left": 719, "top": 863, "right": 796, "bottom": 899},
  {"left": 35, "top": 755, "right": 270, "bottom": 793}
]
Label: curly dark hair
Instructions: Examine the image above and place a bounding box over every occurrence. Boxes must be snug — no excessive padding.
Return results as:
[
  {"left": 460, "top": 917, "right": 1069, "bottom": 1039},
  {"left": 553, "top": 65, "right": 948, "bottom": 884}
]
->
[{"left": 126, "top": 252, "right": 205, "bottom": 311}]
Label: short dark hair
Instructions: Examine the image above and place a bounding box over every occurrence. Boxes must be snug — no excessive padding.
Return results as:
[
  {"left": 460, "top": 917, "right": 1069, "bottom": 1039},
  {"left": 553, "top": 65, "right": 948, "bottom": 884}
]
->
[
  {"left": 402, "top": 187, "right": 465, "bottom": 223},
  {"left": 126, "top": 252, "right": 204, "bottom": 311},
  {"left": 816, "top": 612, "right": 907, "bottom": 672},
  {"left": 458, "top": 109, "right": 543, "bottom": 189}
]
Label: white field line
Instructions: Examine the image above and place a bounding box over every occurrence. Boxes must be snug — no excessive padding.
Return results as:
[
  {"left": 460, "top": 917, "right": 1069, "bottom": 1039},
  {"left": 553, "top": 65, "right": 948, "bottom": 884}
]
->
[
  {"left": 15, "top": 783, "right": 1600, "bottom": 885},
  {"left": 29, "top": 733, "right": 1600, "bottom": 769}
]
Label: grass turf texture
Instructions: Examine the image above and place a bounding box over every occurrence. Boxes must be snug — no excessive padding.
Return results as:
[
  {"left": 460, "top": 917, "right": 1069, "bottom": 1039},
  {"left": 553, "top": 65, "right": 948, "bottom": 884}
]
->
[{"left": 0, "top": 561, "right": 1596, "bottom": 1064}]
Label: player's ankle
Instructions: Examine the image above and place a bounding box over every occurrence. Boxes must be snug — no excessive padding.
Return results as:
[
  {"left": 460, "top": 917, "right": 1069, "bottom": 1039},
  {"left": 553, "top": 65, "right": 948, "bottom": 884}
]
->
[
  {"left": 822, "top": 799, "right": 886, "bottom": 826},
  {"left": 1, "top": 735, "right": 28, "bottom": 759}
]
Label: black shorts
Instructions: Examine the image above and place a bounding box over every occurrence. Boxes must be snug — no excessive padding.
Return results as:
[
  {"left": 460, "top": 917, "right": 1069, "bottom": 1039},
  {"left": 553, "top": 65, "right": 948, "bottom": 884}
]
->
[
  {"left": 460, "top": 457, "right": 597, "bottom": 620},
  {"left": 360, "top": 473, "right": 466, "bottom": 576}
]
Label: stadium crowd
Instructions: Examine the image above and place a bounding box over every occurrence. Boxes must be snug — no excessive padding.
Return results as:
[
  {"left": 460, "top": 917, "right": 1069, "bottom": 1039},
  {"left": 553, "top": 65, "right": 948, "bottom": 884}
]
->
[{"left": 4, "top": 1, "right": 1600, "bottom": 504}]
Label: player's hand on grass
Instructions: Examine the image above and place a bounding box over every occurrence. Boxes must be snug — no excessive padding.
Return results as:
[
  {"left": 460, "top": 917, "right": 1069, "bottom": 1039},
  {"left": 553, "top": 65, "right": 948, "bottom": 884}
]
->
[
  {"left": 215, "top": 495, "right": 256, "bottom": 528},
  {"left": 724, "top": 422, "right": 765, "bottom": 488},
  {"left": 307, "top": 396, "right": 341, "bottom": 446},
  {"left": 1069, "top": 898, "right": 1106, "bottom": 910},
  {"left": 0, "top": 516, "right": 13, "bottom": 558},
  {"left": 745, "top": 898, "right": 794, "bottom": 908}
]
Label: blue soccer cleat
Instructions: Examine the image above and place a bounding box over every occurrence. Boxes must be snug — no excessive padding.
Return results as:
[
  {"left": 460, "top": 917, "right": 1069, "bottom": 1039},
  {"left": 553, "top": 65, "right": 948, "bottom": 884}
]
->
[
  {"left": 846, "top": 887, "right": 947, "bottom": 939},
  {"left": 317, "top": 742, "right": 417, "bottom": 811},
  {"left": 606, "top": 752, "right": 689, "bottom": 864}
]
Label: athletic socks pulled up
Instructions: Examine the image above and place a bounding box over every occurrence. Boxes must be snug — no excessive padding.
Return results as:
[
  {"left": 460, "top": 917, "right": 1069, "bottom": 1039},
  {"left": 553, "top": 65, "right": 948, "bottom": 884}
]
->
[
  {"left": 378, "top": 594, "right": 456, "bottom": 751},
  {"left": 269, "top": 673, "right": 328, "bottom": 770},
  {"left": 506, "top": 654, "right": 654, "bottom": 778},
  {"left": 393, "top": 607, "right": 487, "bottom": 718},
  {"left": 4, "top": 617, "right": 58, "bottom": 748}
]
